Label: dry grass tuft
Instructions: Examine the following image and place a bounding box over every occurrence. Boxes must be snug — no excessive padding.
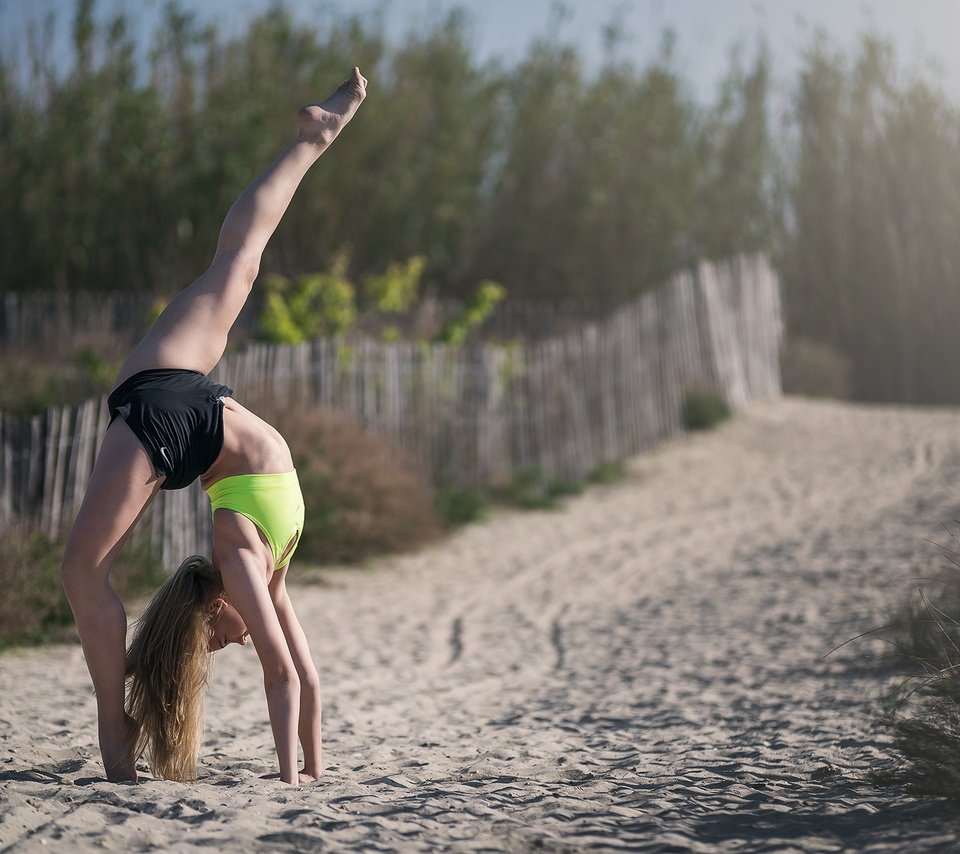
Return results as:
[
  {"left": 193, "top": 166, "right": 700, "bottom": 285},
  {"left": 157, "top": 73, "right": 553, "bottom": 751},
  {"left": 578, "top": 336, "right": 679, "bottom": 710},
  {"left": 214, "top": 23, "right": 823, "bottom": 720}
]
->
[{"left": 878, "top": 531, "right": 960, "bottom": 798}]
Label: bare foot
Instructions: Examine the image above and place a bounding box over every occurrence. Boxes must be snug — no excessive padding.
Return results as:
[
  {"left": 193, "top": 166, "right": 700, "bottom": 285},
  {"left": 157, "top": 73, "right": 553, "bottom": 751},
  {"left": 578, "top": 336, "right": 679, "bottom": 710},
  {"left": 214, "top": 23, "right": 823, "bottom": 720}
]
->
[
  {"left": 298, "top": 67, "right": 367, "bottom": 147},
  {"left": 260, "top": 770, "right": 320, "bottom": 785},
  {"left": 100, "top": 713, "right": 139, "bottom": 783}
]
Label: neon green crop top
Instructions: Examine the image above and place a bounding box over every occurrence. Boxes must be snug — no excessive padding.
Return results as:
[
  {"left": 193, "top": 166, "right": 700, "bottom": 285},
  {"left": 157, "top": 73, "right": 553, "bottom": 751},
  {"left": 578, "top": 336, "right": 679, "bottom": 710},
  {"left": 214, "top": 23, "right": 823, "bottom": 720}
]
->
[{"left": 205, "top": 470, "right": 304, "bottom": 570}]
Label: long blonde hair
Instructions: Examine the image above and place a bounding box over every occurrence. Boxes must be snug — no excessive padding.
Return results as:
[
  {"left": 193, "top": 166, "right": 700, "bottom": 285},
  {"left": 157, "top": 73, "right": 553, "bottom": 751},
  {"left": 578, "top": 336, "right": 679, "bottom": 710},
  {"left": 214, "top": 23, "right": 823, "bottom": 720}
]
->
[{"left": 125, "top": 554, "right": 219, "bottom": 781}]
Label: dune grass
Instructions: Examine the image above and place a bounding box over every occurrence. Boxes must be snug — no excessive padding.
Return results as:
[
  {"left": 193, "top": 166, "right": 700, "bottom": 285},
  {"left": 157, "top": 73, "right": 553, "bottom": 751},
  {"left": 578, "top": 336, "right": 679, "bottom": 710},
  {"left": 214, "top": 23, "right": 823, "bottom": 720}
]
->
[{"left": 877, "top": 529, "right": 960, "bottom": 798}]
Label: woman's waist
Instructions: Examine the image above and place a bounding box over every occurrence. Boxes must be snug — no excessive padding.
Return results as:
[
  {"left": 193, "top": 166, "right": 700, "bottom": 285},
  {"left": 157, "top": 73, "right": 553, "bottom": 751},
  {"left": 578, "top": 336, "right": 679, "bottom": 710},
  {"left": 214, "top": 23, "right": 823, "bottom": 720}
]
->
[
  {"left": 204, "top": 468, "right": 300, "bottom": 498},
  {"left": 207, "top": 405, "right": 294, "bottom": 483}
]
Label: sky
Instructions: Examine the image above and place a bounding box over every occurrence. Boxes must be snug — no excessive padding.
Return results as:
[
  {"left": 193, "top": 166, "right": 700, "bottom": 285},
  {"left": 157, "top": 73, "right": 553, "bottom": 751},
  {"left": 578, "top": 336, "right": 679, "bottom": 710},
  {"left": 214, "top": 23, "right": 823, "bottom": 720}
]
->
[{"left": 2, "top": 0, "right": 960, "bottom": 103}]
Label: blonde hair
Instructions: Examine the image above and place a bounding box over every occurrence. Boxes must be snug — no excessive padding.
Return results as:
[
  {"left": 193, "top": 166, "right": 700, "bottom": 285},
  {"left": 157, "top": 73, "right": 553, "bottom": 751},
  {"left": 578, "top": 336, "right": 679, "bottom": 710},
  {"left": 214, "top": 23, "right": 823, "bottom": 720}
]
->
[{"left": 125, "top": 554, "right": 219, "bottom": 781}]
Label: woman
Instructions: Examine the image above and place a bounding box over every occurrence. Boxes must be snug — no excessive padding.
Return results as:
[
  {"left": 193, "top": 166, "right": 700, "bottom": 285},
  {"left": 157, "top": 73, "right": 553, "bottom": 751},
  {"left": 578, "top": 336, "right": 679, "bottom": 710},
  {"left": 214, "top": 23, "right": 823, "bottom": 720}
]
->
[{"left": 59, "top": 68, "right": 368, "bottom": 785}]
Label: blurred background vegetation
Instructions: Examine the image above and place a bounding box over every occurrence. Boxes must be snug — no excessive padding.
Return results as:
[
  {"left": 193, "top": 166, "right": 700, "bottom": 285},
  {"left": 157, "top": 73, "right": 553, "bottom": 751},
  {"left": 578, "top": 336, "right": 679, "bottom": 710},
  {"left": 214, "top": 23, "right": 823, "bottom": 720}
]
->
[{"left": 1, "top": 0, "right": 960, "bottom": 404}]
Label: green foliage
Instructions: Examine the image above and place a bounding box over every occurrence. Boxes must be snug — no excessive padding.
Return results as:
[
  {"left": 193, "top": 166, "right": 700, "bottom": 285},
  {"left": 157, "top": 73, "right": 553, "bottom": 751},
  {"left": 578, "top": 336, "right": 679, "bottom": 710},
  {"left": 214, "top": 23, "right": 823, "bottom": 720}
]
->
[
  {"left": 5, "top": 4, "right": 960, "bottom": 402},
  {"left": 434, "top": 486, "right": 489, "bottom": 527},
  {"left": 259, "top": 256, "right": 357, "bottom": 343},
  {"left": 681, "top": 391, "right": 731, "bottom": 431},
  {"left": 546, "top": 480, "right": 585, "bottom": 499},
  {"left": 498, "top": 466, "right": 554, "bottom": 509},
  {"left": 586, "top": 461, "right": 627, "bottom": 484},
  {"left": 0, "top": 1, "right": 760, "bottom": 308},
  {"left": 363, "top": 256, "right": 425, "bottom": 314},
  {"left": 73, "top": 346, "right": 115, "bottom": 388},
  {"left": 495, "top": 465, "right": 584, "bottom": 510},
  {"left": 436, "top": 281, "right": 506, "bottom": 346}
]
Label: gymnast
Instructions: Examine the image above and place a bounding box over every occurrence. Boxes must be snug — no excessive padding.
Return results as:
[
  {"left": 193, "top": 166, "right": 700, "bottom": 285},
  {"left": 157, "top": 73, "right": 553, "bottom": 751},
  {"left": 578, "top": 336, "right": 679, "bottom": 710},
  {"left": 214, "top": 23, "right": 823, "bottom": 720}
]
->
[{"left": 59, "top": 68, "right": 368, "bottom": 784}]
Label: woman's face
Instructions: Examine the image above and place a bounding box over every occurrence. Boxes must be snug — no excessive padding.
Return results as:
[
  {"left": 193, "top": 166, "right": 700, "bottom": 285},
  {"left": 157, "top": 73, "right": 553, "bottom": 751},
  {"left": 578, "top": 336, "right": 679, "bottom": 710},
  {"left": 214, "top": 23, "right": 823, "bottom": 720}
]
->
[{"left": 208, "top": 598, "right": 249, "bottom": 652}]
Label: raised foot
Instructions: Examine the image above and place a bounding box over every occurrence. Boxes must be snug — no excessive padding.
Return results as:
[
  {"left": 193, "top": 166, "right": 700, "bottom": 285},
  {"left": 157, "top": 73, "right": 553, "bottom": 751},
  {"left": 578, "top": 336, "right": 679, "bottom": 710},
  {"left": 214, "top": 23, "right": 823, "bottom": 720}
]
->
[{"left": 298, "top": 66, "right": 368, "bottom": 147}]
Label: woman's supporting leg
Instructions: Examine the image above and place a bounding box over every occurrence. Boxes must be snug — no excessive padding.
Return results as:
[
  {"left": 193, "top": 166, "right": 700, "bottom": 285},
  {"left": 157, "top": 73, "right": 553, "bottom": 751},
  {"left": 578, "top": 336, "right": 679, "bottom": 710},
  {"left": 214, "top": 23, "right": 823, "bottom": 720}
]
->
[
  {"left": 117, "top": 67, "right": 368, "bottom": 383},
  {"left": 60, "top": 421, "right": 164, "bottom": 782}
]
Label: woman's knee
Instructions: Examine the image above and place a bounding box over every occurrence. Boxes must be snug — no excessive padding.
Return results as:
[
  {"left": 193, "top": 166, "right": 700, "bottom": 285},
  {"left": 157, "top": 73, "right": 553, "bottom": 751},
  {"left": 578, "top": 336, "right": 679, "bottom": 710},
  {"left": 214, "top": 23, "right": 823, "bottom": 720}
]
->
[{"left": 59, "top": 538, "right": 113, "bottom": 602}]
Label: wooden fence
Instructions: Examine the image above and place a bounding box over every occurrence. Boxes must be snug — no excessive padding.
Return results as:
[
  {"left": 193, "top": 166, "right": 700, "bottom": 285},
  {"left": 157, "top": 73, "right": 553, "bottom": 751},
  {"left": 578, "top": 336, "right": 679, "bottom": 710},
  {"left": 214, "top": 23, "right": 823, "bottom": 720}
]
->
[{"left": 0, "top": 255, "right": 782, "bottom": 565}]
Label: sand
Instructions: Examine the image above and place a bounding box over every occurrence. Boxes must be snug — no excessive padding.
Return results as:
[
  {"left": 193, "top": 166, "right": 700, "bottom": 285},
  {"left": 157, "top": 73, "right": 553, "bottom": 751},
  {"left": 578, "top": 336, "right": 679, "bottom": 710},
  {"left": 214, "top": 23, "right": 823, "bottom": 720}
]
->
[{"left": 4, "top": 397, "right": 960, "bottom": 852}]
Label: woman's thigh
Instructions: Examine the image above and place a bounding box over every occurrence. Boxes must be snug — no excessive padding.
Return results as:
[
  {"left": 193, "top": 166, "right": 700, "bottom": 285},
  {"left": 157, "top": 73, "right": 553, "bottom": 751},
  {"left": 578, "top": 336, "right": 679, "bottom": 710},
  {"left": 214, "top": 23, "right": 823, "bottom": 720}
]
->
[
  {"left": 62, "top": 419, "right": 165, "bottom": 581},
  {"left": 116, "top": 252, "right": 255, "bottom": 385}
]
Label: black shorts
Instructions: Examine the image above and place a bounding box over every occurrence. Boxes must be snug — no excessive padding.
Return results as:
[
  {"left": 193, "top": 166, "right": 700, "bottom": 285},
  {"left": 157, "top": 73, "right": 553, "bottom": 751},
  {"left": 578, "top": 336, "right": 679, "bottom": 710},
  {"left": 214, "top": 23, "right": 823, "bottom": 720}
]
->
[{"left": 107, "top": 368, "right": 234, "bottom": 491}]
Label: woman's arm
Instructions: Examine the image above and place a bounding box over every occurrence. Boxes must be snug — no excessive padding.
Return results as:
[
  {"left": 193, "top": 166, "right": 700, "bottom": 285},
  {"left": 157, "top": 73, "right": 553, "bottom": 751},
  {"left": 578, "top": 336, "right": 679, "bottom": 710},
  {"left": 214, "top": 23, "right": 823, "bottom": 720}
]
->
[
  {"left": 216, "top": 542, "right": 301, "bottom": 784},
  {"left": 271, "top": 575, "right": 323, "bottom": 777}
]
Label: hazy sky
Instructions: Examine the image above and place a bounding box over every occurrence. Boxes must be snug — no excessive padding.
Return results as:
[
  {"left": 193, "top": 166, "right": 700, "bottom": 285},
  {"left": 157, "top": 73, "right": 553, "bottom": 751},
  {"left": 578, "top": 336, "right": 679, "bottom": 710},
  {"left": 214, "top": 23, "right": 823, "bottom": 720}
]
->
[{"left": 2, "top": 0, "right": 959, "bottom": 102}]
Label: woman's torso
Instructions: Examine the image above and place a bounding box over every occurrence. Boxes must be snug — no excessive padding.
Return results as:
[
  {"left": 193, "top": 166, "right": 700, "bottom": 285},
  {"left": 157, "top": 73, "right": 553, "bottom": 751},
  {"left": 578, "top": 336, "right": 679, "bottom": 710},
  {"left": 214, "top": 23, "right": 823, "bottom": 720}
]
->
[{"left": 201, "top": 398, "right": 294, "bottom": 489}]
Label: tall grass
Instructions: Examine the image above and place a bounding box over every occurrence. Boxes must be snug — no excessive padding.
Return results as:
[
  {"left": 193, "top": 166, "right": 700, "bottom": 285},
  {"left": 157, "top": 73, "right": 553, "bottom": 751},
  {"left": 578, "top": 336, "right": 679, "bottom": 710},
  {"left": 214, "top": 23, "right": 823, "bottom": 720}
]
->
[{"left": 878, "top": 531, "right": 960, "bottom": 798}]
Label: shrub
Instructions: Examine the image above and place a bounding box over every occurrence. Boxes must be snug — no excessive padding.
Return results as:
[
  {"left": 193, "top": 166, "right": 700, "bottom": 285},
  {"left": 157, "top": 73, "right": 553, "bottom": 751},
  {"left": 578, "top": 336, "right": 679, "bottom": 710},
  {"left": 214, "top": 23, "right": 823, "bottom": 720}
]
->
[
  {"left": 587, "top": 461, "right": 626, "bottom": 484},
  {"left": 494, "top": 465, "right": 585, "bottom": 510},
  {"left": 681, "top": 390, "right": 731, "bottom": 431},
  {"left": 435, "top": 280, "right": 507, "bottom": 346},
  {"left": 497, "top": 465, "right": 554, "bottom": 509},
  {"left": 547, "top": 480, "right": 584, "bottom": 499},
  {"left": 259, "top": 253, "right": 357, "bottom": 344},
  {"left": 363, "top": 256, "right": 425, "bottom": 314},
  {"left": 259, "top": 403, "right": 443, "bottom": 565},
  {"left": 435, "top": 486, "right": 489, "bottom": 527},
  {"left": 780, "top": 337, "right": 852, "bottom": 399}
]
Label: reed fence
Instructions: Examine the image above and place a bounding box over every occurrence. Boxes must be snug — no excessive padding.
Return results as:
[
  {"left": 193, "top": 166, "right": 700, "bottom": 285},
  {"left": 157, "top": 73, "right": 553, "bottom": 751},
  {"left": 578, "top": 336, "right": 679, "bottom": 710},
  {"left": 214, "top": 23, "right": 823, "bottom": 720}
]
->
[{"left": 0, "top": 255, "right": 782, "bottom": 565}]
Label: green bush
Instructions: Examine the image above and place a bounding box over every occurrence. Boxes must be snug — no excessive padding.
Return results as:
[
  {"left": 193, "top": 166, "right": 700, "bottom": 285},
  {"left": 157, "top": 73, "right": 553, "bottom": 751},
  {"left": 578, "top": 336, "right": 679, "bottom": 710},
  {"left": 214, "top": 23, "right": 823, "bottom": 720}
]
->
[
  {"left": 435, "top": 486, "right": 489, "bottom": 527},
  {"left": 547, "top": 480, "right": 584, "bottom": 499},
  {"left": 681, "top": 391, "right": 731, "bottom": 431},
  {"left": 493, "top": 465, "right": 586, "bottom": 510},
  {"left": 587, "top": 461, "right": 626, "bottom": 484},
  {"left": 435, "top": 281, "right": 507, "bottom": 346},
  {"left": 259, "top": 254, "right": 357, "bottom": 344},
  {"left": 363, "top": 256, "right": 425, "bottom": 314},
  {"left": 498, "top": 465, "right": 554, "bottom": 509}
]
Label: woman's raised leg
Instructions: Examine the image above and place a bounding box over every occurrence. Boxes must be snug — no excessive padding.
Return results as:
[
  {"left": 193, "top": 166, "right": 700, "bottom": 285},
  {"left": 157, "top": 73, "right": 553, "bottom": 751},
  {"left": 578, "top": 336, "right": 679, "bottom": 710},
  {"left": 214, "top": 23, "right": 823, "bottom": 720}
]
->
[{"left": 116, "top": 67, "right": 368, "bottom": 383}]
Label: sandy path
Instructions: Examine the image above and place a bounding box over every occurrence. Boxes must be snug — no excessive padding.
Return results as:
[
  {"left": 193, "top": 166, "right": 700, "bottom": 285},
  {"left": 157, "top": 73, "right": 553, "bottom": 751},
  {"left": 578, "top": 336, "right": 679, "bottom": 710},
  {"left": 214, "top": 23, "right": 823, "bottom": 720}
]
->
[{"left": 4, "top": 398, "right": 960, "bottom": 852}]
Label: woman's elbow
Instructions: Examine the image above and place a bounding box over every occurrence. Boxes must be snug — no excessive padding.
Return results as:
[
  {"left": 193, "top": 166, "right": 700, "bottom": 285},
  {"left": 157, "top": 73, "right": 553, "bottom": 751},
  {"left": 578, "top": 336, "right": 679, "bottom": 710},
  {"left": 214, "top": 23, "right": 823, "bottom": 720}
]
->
[{"left": 264, "top": 666, "right": 301, "bottom": 694}]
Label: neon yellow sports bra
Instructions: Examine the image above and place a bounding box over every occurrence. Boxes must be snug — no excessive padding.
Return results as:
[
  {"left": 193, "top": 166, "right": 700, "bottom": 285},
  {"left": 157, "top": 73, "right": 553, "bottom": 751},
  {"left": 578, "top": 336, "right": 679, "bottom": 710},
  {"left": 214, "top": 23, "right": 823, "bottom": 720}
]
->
[{"left": 205, "top": 470, "right": 304, "bottom": 570}]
